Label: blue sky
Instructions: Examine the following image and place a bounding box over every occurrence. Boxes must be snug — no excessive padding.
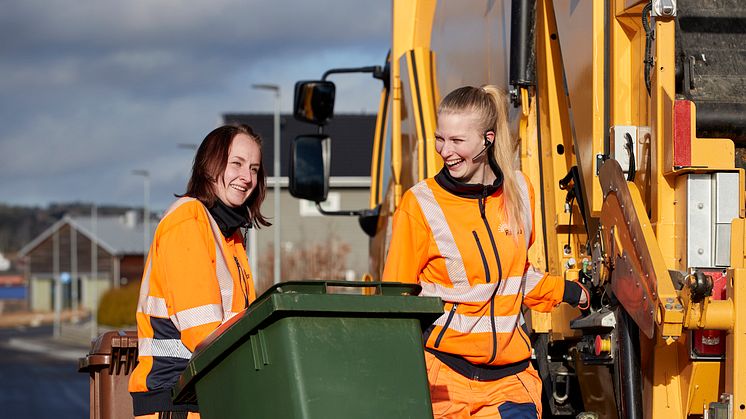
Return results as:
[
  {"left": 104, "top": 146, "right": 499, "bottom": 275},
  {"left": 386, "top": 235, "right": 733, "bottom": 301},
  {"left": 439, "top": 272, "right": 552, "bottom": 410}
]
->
[{"left": 0, "top": 0, "right": 389, "bottom": 210}]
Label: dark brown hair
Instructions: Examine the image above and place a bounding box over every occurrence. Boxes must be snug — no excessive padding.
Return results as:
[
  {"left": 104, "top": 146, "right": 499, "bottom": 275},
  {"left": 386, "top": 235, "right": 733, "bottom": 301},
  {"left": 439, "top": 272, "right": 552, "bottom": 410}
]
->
[{"left": 181, "top": 124, "right": 271, "bottom": 228}]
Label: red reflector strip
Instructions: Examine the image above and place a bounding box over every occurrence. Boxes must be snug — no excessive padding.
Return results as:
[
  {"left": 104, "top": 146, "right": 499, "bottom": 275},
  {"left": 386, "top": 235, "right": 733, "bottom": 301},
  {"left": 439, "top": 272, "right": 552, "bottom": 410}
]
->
[{"left": 673, "top": 101, "right": 692, "bottom": 167}]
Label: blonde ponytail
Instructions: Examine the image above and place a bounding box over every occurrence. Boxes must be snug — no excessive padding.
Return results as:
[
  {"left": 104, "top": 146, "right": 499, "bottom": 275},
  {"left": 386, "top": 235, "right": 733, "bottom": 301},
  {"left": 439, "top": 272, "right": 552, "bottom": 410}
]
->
[{"left": 481, "top": 85, "right": 525, "bottom": 240}]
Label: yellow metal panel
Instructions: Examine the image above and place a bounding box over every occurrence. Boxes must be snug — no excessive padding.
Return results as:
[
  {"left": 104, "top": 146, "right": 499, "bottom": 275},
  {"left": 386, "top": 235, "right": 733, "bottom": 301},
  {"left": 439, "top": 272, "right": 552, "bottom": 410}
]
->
[
  {"left": 424, "top": 51, "right": 441, "bottom": 177},
  {"left": 732, "top": 217, "right": 746, "bottom": 269},
  {"left": 552, "top": 0, "right": 605, "bottom": 217},
  {"left": 391, "top": 0, "right": 414, "bottom": 207},
  {"left": 391, "top": 0, "right": 437, "bottom": 208},
  {"left": 403, "top": 51, "right": 425, "bottom": 182},
  {"left": 682, "top": 360, "right": 722, "bottom": 416},
  {"left": 534, "top": 0, "right": 580, "bottom": 276},
  {"left": 649, "top": 336, "right": 685, "bottom": 418},
  {"left": 530, "top": 311, "right": 552, "bottom": 334},
  {"left": 406, "top": 48, "right": 439, "bottom": 181},
  {"left": 728, "top": 265, "right": 746, "bottom": 416},
  {"left": 399, "top": 54, "right": 421, "bottom": 192},
  {"left": 521, "top": 98, "right": 548, "bottom": 271},
  {"left": 392, "top": 75, "right": 402, "bottom": 207},
  {"left": 392, "top": 0, "right": 436, "bottom": 63},
  {"left": 370, "top": 89, "right": 389, "bottom": 208},
  {"left": 617, "top": 0, "right": 647, "bottom": 15},
  {"left": 648, "top": 16, "right": 680, "bottom": 271},
  {"left": 687, "top": 102, "right": 736, "bottom": 169},
  {"left": 609, "top": 2, "right": 653, "bottom": 210}
]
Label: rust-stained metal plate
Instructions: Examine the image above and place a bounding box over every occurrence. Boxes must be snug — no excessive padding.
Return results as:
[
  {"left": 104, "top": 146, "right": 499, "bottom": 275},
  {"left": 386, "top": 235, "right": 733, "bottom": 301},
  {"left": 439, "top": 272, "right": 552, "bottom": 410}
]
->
[{"left": 599, "top": 159, "right": 667, "bottom": 339}]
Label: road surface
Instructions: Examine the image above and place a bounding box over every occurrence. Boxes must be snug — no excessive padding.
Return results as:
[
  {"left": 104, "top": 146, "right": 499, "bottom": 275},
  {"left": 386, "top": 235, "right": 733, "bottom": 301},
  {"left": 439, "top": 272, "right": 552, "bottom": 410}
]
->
[{"left": 0, "top": 326, "right": 89, "bottom": 418}]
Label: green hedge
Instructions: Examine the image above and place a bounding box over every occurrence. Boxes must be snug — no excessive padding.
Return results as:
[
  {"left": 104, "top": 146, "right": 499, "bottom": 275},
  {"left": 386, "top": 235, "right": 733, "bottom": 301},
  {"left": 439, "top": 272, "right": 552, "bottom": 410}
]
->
[{"left": 97, "top": 281, "right": 139, "bottom": 327}]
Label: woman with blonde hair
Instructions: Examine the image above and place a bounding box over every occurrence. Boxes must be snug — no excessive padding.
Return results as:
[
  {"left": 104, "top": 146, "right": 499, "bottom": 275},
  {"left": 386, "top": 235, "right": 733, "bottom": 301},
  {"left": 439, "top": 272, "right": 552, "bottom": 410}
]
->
[{"left": 383, "top": 85, "right": 587, "bottom": 418}]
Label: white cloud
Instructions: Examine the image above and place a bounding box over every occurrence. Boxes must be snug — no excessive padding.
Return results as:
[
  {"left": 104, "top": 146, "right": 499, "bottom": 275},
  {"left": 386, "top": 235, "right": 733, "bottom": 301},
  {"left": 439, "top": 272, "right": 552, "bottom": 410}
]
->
[{"left": 0, "top": 0, "right": 389, "bottom": 208}]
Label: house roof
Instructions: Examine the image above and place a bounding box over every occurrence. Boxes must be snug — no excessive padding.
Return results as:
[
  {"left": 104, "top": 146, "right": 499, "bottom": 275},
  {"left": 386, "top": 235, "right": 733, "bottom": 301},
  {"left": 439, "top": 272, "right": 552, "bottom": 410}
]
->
[
  {"left": 222, "top": 113, "right": 376, "bottom": 177},
  {"left": 0, "top": 275, "right": 24, "bottom": 286},
  {"left": 18, "top": 212, "right": 157, "bottom": 258}
]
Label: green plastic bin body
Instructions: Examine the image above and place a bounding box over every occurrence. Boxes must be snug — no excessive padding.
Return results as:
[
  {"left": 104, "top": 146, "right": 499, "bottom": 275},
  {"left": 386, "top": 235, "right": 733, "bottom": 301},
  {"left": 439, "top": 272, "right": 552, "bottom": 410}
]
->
[{"left": 173, "top": 281, "right": 443, "bottom": 419}]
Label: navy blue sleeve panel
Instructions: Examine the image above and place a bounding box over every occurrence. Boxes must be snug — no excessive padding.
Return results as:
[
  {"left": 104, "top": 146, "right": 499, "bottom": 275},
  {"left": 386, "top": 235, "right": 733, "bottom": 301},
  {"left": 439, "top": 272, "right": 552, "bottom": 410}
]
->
[
  {"left": 151, "top": 317, "right": 181, "bottom": 340},
  {"left": 146, "top": 356, "right": 189, "bottom": 391},
  {"left": 562, "top": 281, "right": 584, "bottom": 307}
]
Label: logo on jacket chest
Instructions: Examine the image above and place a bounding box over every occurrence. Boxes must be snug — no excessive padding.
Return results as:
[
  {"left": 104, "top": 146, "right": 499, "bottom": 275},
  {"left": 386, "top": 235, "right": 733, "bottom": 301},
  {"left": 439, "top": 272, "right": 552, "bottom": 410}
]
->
[{"left": 496, "top": 223, "right": 523, "bottom": 236}]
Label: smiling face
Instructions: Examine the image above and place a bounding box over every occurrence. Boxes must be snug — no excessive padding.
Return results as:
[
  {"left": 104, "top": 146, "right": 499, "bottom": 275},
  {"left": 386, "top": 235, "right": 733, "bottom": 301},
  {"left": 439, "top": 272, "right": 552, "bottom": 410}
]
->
[
  {"left": 213, "top": 133, "right": 261, "bottom": 207},
  {"left": 435, "top": 111, "right": 494, "bottom": 184}
]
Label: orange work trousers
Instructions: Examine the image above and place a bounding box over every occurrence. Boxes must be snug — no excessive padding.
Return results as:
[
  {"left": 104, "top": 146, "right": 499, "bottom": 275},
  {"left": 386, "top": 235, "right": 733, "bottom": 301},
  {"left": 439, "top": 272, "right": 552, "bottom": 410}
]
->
[{"left": 425, "top": 351, "right": 542, "bottom": 418}]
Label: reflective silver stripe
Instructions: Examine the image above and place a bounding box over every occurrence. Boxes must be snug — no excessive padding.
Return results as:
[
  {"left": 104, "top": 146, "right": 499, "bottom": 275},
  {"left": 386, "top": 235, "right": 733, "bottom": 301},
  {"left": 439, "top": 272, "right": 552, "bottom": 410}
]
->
[
  {"left": 515, "top": 172, "right": 532, "bottom": 248},
  {"left": 138, "top": 338, "right": 192, "bottom": 359},
  {"left": 163, "top": 197, "right": 196, "bottom": 217},
  {"left": 172, "top": 304, "right": 223, "bottom": 331},
  {"left": 433, "top": 312, "right": 521, "bottom": 334},
  {"left": 139, "top": 296, "right": 168, "bottom": 318},
  {"left": 522, "top": 268, "right": 545, "bottom": 296},
  {"left": 205, "top": 214, "right": 235, "bottom": 321},
  {"left": 136, "top": 257, "right": 153, "bottom": 314},
  {"left": 498, "top": 275, "right": 532, "bottom": 296},
  {"left": 420, "top": 275, "right": 527, "bottom": 302},
  {"left": 410, "top": 181, "right": 469, "bottom": 287}
]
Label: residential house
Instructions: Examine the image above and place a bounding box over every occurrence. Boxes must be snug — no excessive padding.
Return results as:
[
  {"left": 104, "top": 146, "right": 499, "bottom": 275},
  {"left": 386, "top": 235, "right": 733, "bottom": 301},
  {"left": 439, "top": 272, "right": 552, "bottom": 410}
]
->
[{"left": 17, "top": 211, "right": 154, "bottom": 312}]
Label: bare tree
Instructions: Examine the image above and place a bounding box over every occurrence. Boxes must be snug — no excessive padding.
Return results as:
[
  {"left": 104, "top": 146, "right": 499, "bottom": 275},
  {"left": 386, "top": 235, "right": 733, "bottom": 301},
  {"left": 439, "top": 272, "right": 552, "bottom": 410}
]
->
[{"left": 255, "top": 234, "right": 352, "bottom": 295}]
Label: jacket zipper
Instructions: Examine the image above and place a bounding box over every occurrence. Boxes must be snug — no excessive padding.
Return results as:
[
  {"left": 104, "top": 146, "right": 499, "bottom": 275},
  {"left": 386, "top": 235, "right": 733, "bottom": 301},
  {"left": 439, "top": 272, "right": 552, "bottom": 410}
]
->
[
  {"left": 434, "top": 303, "right": 458, "bottom": 348},
  {"left": 234, "top": 256, "right": 250, "bottom": 308},
  {"left": 478, "top": 196, "right": 502, "bottom": 285},
  {"left": 472, "top": 231, "right": 490, "bottom": 283},
  {"left": 487, "top": 297, "right": 498, "bottom": 363},
  {"left": 479, "top": 195, "right": 502, "bottom": 364}
]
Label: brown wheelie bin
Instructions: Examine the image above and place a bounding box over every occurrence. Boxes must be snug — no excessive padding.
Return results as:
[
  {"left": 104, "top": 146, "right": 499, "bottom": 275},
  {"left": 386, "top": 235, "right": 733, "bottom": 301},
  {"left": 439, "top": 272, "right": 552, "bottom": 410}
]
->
[{"left": 78, "top": 330, "right": 138, "bottom": 419}]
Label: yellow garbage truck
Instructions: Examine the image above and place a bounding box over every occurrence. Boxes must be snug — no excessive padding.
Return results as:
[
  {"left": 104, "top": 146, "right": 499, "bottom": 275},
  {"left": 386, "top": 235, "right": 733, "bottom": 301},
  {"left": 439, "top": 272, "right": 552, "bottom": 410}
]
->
[{"left": 289, "top": 0, "right": 746, "bottom": 417}]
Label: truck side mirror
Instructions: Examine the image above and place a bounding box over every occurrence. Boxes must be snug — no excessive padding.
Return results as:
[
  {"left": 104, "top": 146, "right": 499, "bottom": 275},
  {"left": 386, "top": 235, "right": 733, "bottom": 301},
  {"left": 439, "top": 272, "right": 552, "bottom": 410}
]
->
[
  {"left": 289, "top": 134, "right": 330, "bottom": 202},
  {"left": 293, "top": 81, "right": 335, "bottom": 125}
]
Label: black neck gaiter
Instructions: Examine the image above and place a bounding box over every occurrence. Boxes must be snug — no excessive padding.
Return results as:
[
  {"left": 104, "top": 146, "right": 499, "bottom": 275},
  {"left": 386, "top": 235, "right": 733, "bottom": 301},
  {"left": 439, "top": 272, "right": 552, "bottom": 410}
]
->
[
  {"left": 434, "top": 152, "right": 504, "bottom": 198},
  {"left": 207, "top": 199, "right": 249, "bottom": 238}
]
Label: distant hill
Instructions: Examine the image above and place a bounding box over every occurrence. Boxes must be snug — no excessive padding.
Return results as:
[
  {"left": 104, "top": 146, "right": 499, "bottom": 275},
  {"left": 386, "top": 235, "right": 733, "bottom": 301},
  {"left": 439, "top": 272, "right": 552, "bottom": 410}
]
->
[{"left": 0, "top": 202, "right": 149, "bottom": 257}]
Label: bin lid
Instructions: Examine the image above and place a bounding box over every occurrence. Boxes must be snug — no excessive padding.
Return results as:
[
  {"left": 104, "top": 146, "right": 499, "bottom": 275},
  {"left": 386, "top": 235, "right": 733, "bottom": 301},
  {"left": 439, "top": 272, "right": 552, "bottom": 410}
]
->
[
  {"left": 78, "top": 330, "right": 138, "bottom": 372},
  {"left": 172, "top": 280, "right": 443, "bottom": 403}
]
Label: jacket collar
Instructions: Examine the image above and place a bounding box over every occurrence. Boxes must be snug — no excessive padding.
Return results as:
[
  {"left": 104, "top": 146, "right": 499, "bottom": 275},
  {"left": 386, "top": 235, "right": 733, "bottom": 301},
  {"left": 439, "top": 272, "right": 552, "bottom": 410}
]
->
[
  {"left": 208, "top": 199, "right": 249, "bottom": 238},
  {"left": 434, "top": 153, "right": 504, "bottom": 198}
]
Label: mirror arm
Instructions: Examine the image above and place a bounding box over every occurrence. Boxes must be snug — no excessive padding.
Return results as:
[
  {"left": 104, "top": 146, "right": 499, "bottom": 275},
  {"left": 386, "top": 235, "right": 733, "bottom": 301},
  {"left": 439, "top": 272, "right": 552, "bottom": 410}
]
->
[
  {"left": 322, "top": 66, "right": 384, "bottom": 81},
  {"left": 315, "top": 202, "right": 368, "bottom": 217}
]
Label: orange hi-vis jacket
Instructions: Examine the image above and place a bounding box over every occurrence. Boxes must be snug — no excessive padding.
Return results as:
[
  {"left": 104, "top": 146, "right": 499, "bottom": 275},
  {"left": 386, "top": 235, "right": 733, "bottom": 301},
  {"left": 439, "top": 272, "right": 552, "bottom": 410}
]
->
[
  {"left": 383, "top": 170, "right": 569, "bottom": 373},
  {"left": 129, "top": 197, "right": 256, "bottom": 415}
]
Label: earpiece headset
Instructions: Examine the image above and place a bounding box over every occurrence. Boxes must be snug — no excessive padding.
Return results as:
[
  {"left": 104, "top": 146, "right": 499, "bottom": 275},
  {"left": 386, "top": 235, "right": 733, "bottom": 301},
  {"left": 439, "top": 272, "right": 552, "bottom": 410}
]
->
[{"left": 471, "top": 131, "right": 494, "bottom": 162}]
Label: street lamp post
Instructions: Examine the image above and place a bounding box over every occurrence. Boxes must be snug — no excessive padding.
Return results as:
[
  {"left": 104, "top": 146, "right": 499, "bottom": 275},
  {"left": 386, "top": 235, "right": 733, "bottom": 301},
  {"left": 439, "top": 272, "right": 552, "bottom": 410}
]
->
[
  {"left": 53, "top": 230, "right": 60, "bottom": 338},
  {"left": 252, "top": 83, "right": 281, "bottom": 285},
  {"left": 90, "top": 204, "right": 98, "bottom": 339},
  {"left": 132, "top": 170, "right": 151, "bottom": 268}
]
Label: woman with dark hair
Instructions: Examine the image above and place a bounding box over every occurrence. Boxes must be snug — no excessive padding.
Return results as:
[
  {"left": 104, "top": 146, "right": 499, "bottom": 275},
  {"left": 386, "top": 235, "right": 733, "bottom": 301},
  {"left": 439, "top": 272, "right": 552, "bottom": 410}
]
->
[{"left": 129, "top": 124, "right": 270, "bottom": 418}]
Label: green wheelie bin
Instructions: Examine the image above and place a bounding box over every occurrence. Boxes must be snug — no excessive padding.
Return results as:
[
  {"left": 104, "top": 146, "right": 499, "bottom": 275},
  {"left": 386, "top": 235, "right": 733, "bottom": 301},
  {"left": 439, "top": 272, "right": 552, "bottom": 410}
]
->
[{"left": 172, "top": 280, "right": 443, "bottom": 418}]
